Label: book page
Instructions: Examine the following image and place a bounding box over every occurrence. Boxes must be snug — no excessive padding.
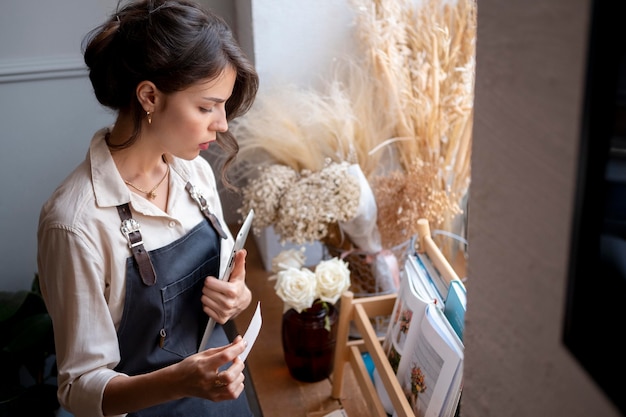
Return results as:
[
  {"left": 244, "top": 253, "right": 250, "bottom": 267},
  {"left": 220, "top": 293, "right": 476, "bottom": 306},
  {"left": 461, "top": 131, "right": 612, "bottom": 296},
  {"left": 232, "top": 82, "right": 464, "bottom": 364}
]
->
[
  {"left": 395, "top": 304, "right": 463, "bottom": 417},
  {"left": 377, "top": 260, "right": 435, "bottom": 414},
  {"left": 382, "top": 261, "right": 433, "bottom": 373}
]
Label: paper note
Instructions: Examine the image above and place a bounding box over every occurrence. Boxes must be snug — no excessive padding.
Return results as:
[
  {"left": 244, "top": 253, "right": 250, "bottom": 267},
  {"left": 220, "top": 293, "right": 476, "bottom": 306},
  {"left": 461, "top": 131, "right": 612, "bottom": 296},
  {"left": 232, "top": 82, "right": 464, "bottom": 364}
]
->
[{"left": 240, "top": 301, "right": 262, "bottom": 361}]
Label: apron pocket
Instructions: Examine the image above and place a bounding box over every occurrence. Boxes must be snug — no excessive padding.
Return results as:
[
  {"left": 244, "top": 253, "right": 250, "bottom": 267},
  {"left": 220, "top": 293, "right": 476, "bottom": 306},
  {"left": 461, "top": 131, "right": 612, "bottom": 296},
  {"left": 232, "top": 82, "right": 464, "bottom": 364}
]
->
[{"left": 160, "top": 254, "right": 219, "bottom": 357}]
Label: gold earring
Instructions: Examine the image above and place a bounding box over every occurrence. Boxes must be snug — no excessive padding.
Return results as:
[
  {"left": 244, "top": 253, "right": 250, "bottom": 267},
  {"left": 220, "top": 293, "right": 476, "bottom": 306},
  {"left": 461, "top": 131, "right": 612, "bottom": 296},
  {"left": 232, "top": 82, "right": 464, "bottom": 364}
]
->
[{"left": 147, "top": 111, "right": 152, "bottom": 125}]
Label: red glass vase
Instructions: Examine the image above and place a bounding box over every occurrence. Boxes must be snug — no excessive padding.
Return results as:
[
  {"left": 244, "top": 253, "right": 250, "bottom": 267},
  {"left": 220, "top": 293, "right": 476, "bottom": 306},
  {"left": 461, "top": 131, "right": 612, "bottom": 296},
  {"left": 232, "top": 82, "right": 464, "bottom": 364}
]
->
[{"left": 281, "top": 301, "right": 339, "bottom": 382}]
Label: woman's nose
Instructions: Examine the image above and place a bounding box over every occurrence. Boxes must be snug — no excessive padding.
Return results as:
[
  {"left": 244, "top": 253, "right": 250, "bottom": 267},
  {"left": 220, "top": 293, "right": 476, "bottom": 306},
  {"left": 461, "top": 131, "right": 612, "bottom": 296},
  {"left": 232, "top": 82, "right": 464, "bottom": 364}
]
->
[
  {"left": 213, "top": 120, "right": 228, "bottom": 133},
  {"left": 212, "top": 110, "right": 228, "bottom": 132}
]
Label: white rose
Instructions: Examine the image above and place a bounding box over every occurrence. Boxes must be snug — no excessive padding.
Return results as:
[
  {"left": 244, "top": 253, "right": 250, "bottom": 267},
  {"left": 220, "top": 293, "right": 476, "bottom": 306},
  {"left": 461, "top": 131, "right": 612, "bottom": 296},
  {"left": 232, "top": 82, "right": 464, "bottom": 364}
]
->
[
  {"left": 274, "top": 267, "right": 317, "bottom": 313},
  {"left": 271, "top": 248, "right": 306, "bottom": 273},
  {"left": 315, "top": 257, "right": 351, "bottom": 305}
]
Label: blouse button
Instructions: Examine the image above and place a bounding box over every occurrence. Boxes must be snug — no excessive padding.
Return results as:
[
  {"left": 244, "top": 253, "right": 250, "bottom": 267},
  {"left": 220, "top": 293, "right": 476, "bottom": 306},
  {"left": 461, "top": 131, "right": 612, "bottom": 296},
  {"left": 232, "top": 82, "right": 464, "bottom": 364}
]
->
[{"left": 168, "top": 221, "right": 176, "bottom": 228}]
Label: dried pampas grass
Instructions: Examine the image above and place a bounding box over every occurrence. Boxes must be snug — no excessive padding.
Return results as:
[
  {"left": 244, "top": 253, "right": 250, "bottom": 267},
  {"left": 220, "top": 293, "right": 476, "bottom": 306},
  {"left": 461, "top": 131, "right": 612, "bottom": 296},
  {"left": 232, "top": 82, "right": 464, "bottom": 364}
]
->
[{"left": 230, "top": 83, "right": 360, "bottom": 180}]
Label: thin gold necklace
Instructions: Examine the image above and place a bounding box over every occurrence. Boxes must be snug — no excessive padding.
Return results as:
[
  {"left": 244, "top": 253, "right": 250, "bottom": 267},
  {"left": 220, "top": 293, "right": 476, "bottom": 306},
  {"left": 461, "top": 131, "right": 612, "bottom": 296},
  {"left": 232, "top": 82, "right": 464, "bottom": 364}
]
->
[{"left": 124, "top": 164, "right": 170, "bottom": 200}]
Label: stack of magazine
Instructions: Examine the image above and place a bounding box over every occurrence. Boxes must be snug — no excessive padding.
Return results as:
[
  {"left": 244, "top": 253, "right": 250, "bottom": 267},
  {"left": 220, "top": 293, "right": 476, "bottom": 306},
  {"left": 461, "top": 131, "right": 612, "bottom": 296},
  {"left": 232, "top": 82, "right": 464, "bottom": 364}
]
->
[{"left": 374, "top": 252, "right": 466, "bottom": 417}]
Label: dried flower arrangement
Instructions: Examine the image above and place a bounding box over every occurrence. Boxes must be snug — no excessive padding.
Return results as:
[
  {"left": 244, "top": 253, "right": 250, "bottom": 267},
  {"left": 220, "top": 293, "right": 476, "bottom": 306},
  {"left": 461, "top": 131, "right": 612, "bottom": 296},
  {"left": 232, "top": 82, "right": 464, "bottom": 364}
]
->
[{"left": 231, "top": 0, "right": 476, "bottom": 255}]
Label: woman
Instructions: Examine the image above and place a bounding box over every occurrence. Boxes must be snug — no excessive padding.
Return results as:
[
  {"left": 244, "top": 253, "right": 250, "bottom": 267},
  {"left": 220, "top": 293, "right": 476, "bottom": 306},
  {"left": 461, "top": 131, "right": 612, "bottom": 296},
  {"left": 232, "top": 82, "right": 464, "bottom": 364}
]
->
[{"left": 37, "top": 1, "right": 259, "bottom": 416}]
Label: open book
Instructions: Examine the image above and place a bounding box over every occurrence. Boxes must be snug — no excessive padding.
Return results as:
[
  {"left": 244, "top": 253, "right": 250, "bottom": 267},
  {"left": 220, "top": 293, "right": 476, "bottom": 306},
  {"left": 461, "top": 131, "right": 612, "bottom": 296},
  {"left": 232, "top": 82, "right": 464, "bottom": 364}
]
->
[{"left": 375, "top": 255, "right": 464, "bottom": 417}]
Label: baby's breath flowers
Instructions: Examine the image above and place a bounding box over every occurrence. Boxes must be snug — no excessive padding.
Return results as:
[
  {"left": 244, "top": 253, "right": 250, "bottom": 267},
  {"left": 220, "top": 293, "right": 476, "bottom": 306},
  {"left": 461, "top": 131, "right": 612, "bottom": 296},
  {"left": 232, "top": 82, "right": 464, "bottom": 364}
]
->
[
  {"left": 240, "top": 164, "right": 298, "bottom": 232},
  {"left": 240, "top": 159, "right": 361, "bottom": 244},
  {"left": 271, "top": 252, "right": 351, "bottom": 325}
]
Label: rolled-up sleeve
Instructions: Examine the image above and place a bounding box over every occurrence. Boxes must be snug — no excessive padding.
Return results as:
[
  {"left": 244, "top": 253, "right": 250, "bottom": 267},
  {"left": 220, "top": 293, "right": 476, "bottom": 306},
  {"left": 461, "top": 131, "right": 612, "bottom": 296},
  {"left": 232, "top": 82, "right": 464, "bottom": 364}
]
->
[{"left": 38, "top": 223, "right": 126, "bottom": 417}]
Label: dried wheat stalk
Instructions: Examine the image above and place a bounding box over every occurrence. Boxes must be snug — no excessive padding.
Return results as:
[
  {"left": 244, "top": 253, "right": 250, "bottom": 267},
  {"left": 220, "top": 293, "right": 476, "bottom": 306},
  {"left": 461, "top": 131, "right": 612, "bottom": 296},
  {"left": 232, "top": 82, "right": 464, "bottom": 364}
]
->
[{"left": 350, "top": 0, "right": 477, "bottom": 247}]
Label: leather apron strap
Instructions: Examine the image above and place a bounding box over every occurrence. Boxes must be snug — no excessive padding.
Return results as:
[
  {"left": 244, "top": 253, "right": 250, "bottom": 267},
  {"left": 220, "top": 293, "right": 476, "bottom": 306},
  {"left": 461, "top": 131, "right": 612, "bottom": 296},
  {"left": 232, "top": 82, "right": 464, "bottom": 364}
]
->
[
  {"left": 117, "top": 203, "right": 157, "bottom": 286},
  {"left": 185, "top": 181, "right": 228, "bottom": 240}
]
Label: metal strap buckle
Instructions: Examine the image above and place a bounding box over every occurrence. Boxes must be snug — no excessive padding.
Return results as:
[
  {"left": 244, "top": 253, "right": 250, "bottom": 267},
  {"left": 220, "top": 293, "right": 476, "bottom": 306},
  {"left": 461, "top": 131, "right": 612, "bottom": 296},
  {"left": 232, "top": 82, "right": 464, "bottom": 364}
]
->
[
  {"left": 120, "top": 218, "right": 143, "bottom": 248},
  {"left": 188, "top": 184, "right": 208, "bottom": 210},
  {"left": 185, "top": 181, "right": 227, "bottom": 239}
]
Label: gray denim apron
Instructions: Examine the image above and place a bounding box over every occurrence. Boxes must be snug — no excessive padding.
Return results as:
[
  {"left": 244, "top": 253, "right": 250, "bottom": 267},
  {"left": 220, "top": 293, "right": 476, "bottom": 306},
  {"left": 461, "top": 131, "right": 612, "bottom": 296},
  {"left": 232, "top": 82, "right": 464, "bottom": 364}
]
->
[{"left": 114, "top": 183, "right": 253, "bottom": 416}]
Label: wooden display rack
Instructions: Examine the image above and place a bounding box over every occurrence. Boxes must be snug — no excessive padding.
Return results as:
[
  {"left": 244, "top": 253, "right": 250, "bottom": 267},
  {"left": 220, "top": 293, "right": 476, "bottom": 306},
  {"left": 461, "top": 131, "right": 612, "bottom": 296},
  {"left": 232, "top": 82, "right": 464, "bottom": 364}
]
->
[{"left": 331, "top": 218, "right": 462, "bottom": 417}]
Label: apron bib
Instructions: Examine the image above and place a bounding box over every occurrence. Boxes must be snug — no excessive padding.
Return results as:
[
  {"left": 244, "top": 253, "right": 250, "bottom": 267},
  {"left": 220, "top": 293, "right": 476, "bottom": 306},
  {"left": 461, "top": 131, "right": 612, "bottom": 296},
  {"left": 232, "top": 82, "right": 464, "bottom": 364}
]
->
[{"left": 114, "top": 183, "right": 253, "bottom": 417}]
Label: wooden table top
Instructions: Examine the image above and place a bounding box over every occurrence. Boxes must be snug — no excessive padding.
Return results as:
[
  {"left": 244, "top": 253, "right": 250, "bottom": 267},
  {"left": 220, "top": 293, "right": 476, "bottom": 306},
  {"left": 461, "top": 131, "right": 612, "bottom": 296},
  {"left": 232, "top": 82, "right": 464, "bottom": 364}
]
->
[{"left": 233, "top": 235, "right": 371, "bottom": 417}]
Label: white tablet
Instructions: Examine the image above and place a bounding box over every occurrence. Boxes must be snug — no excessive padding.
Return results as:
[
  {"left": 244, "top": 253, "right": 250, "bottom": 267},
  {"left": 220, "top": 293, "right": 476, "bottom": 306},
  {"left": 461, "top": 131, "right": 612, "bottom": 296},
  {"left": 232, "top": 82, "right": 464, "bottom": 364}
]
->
[{"left": 198, "top": 209, "right": 254, "bottom": 352}]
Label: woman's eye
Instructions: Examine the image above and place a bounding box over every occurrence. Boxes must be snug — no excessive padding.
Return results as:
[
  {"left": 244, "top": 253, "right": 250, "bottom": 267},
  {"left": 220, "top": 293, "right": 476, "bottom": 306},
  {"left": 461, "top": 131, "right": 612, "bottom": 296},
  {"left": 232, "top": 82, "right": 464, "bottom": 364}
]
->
[{"left": 200, "top": 107, "right": 213, "bottom": 113}]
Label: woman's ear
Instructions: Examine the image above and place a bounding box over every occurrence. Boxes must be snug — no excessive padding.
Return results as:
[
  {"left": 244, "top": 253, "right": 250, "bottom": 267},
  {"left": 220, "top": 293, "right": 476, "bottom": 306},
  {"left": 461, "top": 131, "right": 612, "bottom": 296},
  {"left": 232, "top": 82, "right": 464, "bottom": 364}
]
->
[{"left": 136, "top": 81, "right": 158, "bottom": 112}]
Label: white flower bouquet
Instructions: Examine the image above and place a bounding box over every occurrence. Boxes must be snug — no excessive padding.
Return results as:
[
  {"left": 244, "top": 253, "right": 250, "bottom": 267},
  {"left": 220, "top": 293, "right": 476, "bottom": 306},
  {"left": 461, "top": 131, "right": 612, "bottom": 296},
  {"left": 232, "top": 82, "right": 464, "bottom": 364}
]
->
[{"left": 271, "top": 249, "right": 351, "bottom": 327}]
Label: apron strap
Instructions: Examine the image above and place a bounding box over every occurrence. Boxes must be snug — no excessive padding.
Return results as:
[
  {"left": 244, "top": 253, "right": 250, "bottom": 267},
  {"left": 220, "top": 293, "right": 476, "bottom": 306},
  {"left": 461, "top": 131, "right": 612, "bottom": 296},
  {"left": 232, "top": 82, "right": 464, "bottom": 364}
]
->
[
  {"left": 185, "top": 182, "right": 228, "bottom": 240},
  {"left": 117, "top": 204, "right": 157, "bottom": 286}
]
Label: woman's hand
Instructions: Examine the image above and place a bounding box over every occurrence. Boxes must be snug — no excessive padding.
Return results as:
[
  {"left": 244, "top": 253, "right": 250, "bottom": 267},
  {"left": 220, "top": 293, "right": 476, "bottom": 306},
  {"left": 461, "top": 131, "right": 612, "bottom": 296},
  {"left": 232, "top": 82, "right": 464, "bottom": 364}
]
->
[
  {"left": 180, "top": 336, "right": 248, "bottom": 401},
  {"left": 201, "top": 249, "right": 252, "bottom": 324},
  {"left": 103, "top": 337, "right": 249, "bottom": 414}
]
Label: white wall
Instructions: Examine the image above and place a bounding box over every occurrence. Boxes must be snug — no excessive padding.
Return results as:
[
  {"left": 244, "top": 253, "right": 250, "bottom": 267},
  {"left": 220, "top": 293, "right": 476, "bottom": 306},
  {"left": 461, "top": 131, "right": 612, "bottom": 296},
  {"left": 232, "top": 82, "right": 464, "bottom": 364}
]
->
[{"left": 249, "top": 0, "right": 357, "bottom": 92}]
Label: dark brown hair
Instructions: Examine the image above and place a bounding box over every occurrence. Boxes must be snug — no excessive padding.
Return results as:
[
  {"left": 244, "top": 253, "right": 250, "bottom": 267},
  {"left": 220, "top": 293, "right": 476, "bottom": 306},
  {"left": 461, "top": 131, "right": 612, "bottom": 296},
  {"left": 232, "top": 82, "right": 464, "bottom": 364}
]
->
[{"left": 82, "top": 0, "right": 258, "bottom": 187}]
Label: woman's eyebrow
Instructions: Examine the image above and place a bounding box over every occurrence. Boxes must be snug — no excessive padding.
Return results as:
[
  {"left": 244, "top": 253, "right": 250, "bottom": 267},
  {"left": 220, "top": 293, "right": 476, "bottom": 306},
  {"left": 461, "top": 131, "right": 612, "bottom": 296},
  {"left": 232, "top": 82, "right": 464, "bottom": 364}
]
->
[{"left": 202, "top": 96, "right": 226, "bottom": 103}]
